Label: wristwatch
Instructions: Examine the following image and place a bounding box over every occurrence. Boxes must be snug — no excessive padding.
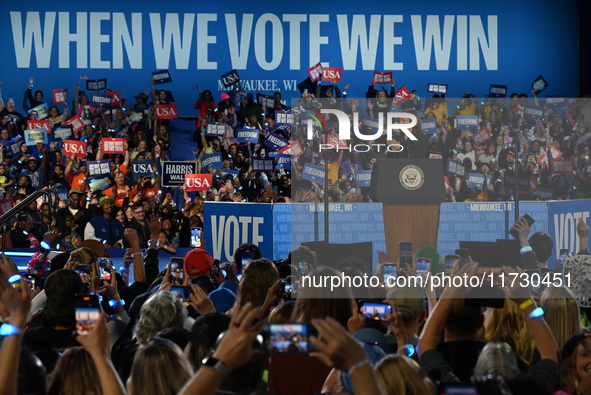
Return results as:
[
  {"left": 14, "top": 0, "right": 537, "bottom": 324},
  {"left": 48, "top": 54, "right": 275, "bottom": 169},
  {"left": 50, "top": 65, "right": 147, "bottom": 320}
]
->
[{"left": 201, "top": 353, "right": 229, "bottom": 379}]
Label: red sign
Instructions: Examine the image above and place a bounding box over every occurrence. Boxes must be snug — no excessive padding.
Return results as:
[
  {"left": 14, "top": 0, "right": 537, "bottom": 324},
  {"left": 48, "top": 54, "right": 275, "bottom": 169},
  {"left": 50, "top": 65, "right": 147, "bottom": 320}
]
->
[
  {"left": 474, "top": 126, "right": 493, "bottom": 147},
  {"left": 105, "top": 90, "right": 122, "bottom": 107},
  {"left": 52, "top": 89, "right": 68, "bottom": 104},
  {"left": 63, "top": 115, "right": 85, "bottom": 134},
  {"left": 102, "top": 138, "right": 126, "bottom": 154},
  {"left": 63, "top": 139, "right": 87, "bottom": 158},
  {"left": 155, "top": 104, "right": 178, "bottom": 119},
  {"left": 327, "top": 134, "right": 347, "bottom": 149},
  {"left": 307, "top": 62, "right": 323, "bottom": 82},
  {"left": 391, "top": 85, "right": 410, "bottom": 107},
  {"left": 372, "top": 71, "right": 393, "bottom": 84},
  {"left": 27, "top": 120, "right": 51, "bottom": 133},
  {"left": 322, "top": 67, "right": 342, "bottom": 82},
  {"left": 279, "top": 140, "right": 304, "bottom": 158},
  {"left": 444, "top": 176, "right": 453, "bottom": 194},
  {"left": 550, "top": 158, "right": 574, "bottom": 174},
  {"left": 184, "top": 174, "right": 213, "bottom": 191}
]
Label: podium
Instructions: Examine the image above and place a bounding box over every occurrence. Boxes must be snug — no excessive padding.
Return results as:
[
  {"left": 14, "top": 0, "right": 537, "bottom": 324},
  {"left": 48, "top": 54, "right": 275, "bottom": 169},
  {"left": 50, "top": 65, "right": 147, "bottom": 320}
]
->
[{"left": 369, "top": 159, "right": 445, "bottom": 262}]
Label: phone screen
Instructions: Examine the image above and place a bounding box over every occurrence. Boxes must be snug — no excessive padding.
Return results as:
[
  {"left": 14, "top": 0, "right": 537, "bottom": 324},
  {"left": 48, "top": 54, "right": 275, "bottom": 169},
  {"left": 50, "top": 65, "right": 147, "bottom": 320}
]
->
[
  {"left": 75, "top": 295, "right": 100, "bottom": 336},
  {"left": 190, "top": 227, "right": 202, "bottom": 248},
  {"left": 170, "top": 258, "right": 184, "bottom": 281},
  {"left": 297, "top": 260, "right": 310, "bottom": 275},
  {"left": 359, "top": 302, "right": 392, "bottom": 321},
  {"left": 455, "top": 249, "right": 469, "bottom": 265},
  {"left": 416, "top": 259, "right": 431, "bottom": 280},
  {"left": 444, "top": 255, "right": 459, "bottom": 274},
  {"left": 383, "top": 264, "right": 397, "bottom": 285},
  {"left": 263, "top": 323, "right": 317, "bottom": 354},
  {"left": 171, "top": 286, "right": 191, "bottom": 302},
  {"left": 399, "top": 242, "right": 413, "bottom": 268},
  {"left": 559, "top": 249, "right": 569, "bottom": 267}
]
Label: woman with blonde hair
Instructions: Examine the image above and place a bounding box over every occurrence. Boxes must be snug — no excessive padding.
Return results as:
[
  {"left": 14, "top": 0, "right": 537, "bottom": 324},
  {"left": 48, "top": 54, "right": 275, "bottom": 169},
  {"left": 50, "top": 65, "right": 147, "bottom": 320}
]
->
[
  {"left": 484, "top": 299, "right": 536, "bottom": 366},
  {"left": 48, "top": 347, "right": 102, "bottom": 395},
  {"left": 127, "top": 337, "right": 194, "bottom": 395},
  {"left": 376, "top": 354, "right": 436, "bottom": 395},
  {"left": 234, "top": 258, "right": 279, "bottom": 309},
  {"left": 540, "top": 286, "right": 583, "bottom": 349}
]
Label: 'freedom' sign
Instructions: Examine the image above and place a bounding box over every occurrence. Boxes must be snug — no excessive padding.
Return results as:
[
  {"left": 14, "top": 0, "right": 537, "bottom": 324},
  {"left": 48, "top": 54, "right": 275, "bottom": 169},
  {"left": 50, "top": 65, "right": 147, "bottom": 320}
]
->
[
  {"left": 456, "top": 116, "right": 479, "bottom": 130},
  {"left": 162, "top": 161, "right": 197, "bottom": 187},
  {"left": 236, "top": 128, "right": 259, "bottom": 144},
  {"left": 185, "top": 174, "right": 212, "bottom": 191},
  {"left": 152, "top": 69, "right": 172, "bottom": 84},
  {"left": 302, "top": 162, "right": 326, "bottom": 183},
  {"left": 263, "top": 132, "right": 289, "bottom": 151}
]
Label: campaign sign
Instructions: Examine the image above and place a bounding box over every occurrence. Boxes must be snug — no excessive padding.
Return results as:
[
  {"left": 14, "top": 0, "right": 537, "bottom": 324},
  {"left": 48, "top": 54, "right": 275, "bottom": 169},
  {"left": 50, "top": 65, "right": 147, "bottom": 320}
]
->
[
  {"left": 547, "top": 199, "right": 591, "bottom": 267},
  {"left": 276, "top": 155, "right": 291, "bottom": 170},
  {"left": 220, "top": 69, "right": 240, "bottom": 88},
  {"left": 105, "top": 90, "right": 122, "bottom": 108},
  {"left": 532, "top": 75, "right": 549, "bottom": 95},
  {"left": 421, "top": 119, "right": 437, "bottom": 135},
  {"left": 355, "top": 170, "right": 373, "bottom": 187},
  {"left": 129, "top": 112, "right": 143, "bottom": 123},
  {"left": 252, "top": 157, "right": 274, "bottom": 172},
  {"left": 504, "top": 172, "right": 530, "bottom": 192},
  {"left": 264, "top": 132, "right": 289, "bottom": 151},
  {"left": 523, "top": 106, "right": 544, "bottom": 123},
  {"left": 63, "top": 139, "right": 87, "bottom": 158},
  {"left": 322, "top": 67, "right": 342, "bottom": 82},
  {"left": 467, "top": 172, "right": 492, "bottom": 189},
  {"left": 327, "top": 134, "right": 348, "bottom": 149},
  {"left": 185, "top": 174, "right": 213, "bottom": 191},
  {"left": 372, "top": 71, "right": 393, "bottom": 84},
  {"left": 280, "top": 140, "right": 304, "bottom": 158},
  {"left": 0, "top": 199, "right": 14, "bottom": 215},
  {"left": 53, "top": 125, "right": 72, "bottom": 140},
  {"left": 488, "top": 84, "right": 507, "bottom": 98},
  {"left": 474, "top": 126, "right": 493, "bottom": 147},
  {"left": 162, "top": 161, "right": 198, "bottom": 187},
  {"left": 427, "top": 83, "right": 448, "bottom": 94},
  {"left": 444, "top": 176, "right": 453, "bottom": 193},
  {"left": 89, "top": 176, "right": 113, "bottom": 192},
  {"left": 391, "top": 85, "right": 410, "bottom": 107},
  {"left": 102, "top": 138, "right": 126, "bottom": 154},
  {"left": 302, "top": 162, "right": 326, "bottom": 183},
  {"left": 52, "top": 89, "right": 68, "bottom": 104},
  {"left": 201, "top": 152, "right": 223, "bottom": 171},
  {"left": 275, "top": 111, "right": 294, "bottom": 125},
  {"left": 256, "top": 93, "right": 275, "bottom": 108},
  {"left": 446, "top": 158, "right": 465, "bottom": 177},
  {"left": 131, "top": 160, "right": 154, "bottom": 180},
  {"left": 204, "top": 201, "right": 273, "bottom": 263},
  {"left": 456, "top": 116, "right": 479, "bottom": 130},
  {"left": 27, "top": 120, "right": 50, "bottom": 133},
  {"left": 152, "top": 69, "right": 172, "bottom": 84},
  {"left": 28, "top": 103, "right": 48, "bottom": 119},
  {"left": 361, "top": 116, "right": 380, "bottom": 133},
  {"left": 205, "top": 122, "right": 226, "bottom": 137},
  {"left": 63, "top": 115, "right": 85, "bottom": 133},
  {"left": 24, "top": 129, "right": 48, "bottom": 146},
  {"left": 530, "top": 188, "right": 554, "bottom": 200},
  {"left": 56, "top": 189, "right": 69, "bottom": 202},
  {"left": 86, "top": 78, "right": 107, "bottom": 91},
  {"left": 154, "top": 104, "right": 178, "bottom": 119},
  {"left": 307, "top": 62, "right": 323, "bottom": 82},
  {"left": 545, "top": 95, "right": 566, "bottom": 107},
  {"left": 551, "top": 158, "right": 574, "bottom": 174},
  {"left": 87, "top": 160, "right": 112, "bottom": 178},
  {"left": 90, "top": 93, "right": 112, "bottom": 108},
  {"left": 576, "top": 130, "right": 591, "bottom": 149},
  {"left": 220, "top": 169, "right": 239, "bottom": 179},
  {"left": 6, "top": 141, "right": 20, "bottom": 156},
  {"left": 236, "top": 128, "right": 259, "bottom": 144}
]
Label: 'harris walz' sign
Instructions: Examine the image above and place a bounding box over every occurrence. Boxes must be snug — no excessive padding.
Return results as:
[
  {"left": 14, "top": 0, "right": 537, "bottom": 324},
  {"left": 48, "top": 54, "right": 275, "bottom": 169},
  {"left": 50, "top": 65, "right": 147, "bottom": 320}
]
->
[{"left": 162, "top": 161, "right": 198, "bottom": 187}]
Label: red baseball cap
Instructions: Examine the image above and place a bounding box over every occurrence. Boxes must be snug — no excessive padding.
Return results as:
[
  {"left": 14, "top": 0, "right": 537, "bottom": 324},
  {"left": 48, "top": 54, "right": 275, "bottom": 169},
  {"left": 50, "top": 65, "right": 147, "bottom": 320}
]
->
[{"left": 184, "top": 248, "right": 214, "bottom": 276}]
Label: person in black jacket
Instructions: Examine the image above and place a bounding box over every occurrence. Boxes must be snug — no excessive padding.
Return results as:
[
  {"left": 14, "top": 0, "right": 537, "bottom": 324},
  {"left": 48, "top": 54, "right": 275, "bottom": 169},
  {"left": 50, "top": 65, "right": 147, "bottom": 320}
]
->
[{"left": 387, "top": 109, "right": 430, "bottom": 159}]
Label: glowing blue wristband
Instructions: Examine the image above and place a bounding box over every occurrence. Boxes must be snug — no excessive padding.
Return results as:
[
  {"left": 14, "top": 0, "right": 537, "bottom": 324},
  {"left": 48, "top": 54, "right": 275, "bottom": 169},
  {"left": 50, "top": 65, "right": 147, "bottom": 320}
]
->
[
  {"left": 520, "top": 246, "right": 533, "bottom": 254},
  {"left": 397, "top": 344, "right": 415, "bottom": 357},
  {"left": 528, "top": 307, "right": 544, "bottom": 319},
  {"left": 0, "top": 324, "right": 23, "bottom": 336}
]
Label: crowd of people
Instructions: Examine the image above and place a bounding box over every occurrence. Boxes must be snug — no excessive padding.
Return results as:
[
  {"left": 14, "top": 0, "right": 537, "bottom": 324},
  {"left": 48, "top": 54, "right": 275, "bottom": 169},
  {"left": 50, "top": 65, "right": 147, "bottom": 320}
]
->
[{"left": 0, "top": 207, "right": 589, "bottom": 394}]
